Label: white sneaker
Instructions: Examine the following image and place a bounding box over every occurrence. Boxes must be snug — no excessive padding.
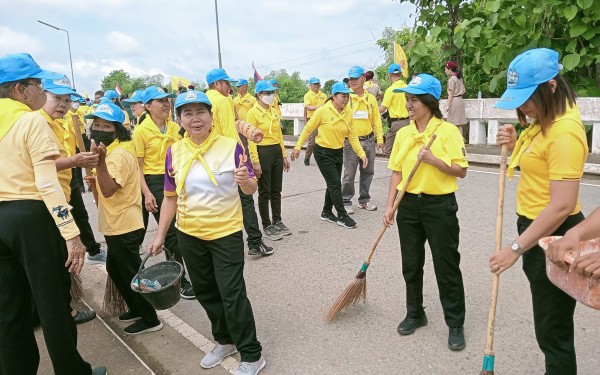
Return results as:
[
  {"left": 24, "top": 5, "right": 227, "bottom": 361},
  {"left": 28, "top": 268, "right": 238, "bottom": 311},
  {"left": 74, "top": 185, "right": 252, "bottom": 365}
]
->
[
  {"left": 201, "top": 344, "right": 238, "bottom": 369},
  {"left": 345, "top": 205, "right": 354, "bottom": 215},
  {"left": 358, "top": 202, "right": 378, "bottom": 211},
  {"left": 234, "top": 357, "right": 266, "bottom": 375},
  {"left": 85, "top": 250, "right": 107, "bottom": 264}
]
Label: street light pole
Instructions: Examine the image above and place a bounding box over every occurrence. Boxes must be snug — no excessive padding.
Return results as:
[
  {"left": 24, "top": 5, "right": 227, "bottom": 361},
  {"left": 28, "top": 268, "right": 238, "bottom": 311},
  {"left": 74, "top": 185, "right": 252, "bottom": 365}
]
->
[
  {"left": 38, "top": 20, "right": 76, "bottom": 90},
  {"left": 214, "top": 0, "right": 222, "bottom": 68}
]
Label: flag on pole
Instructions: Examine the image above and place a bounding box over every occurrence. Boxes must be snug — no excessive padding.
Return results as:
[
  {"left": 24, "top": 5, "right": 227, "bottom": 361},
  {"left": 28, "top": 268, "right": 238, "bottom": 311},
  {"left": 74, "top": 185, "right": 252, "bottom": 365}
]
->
[
  {"left": 115, "top": 84, "right": 122, "bottom": 96},
  {"left": 171, "top": 75, "right": 192, "bottom": 92},
  {"left": 394, "top": 42, "right": 409, "bottom": 78},
  {"left": 83, "top": 91, "right": 89, "bottom": 99},
  {"left": 252, "top": 62, "right": 261, "bottom": 83}
]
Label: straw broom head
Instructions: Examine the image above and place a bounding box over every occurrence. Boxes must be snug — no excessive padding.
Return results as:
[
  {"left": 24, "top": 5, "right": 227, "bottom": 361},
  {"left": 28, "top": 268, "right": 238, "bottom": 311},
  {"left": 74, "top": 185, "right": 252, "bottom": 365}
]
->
[
  {"left": 102, "top": 275, "right": 128, "bottom": 316},
  {"left": 325, "top": 268, "right": 367, "bottom": 322},
  {"left": 70, "top": 272, "right": 83, "bottom": 301}
]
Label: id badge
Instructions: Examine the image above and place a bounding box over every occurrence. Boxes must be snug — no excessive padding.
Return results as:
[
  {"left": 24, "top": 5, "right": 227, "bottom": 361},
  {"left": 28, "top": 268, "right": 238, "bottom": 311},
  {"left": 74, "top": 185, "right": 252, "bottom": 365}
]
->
[{"left": 353, "top": 110, "right": 368, "bottom": 119}]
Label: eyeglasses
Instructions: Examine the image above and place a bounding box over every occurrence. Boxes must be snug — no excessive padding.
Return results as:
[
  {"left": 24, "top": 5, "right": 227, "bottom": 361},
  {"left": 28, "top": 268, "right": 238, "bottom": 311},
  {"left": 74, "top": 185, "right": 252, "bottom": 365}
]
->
[{"left": 24, "top": 81, "right": 44, "bottom": 94}]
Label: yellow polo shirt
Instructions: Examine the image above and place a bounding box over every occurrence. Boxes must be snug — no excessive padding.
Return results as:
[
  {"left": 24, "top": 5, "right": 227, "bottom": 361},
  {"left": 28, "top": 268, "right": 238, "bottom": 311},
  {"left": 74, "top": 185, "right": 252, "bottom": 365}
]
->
[
  {"left": 40, "top": 111, "right": 73, "bottom": 202},
  {"left": 206, "top": 89, "right": 239, "bottom": 141},
  {"left": 348, "top": 91, "right": 384, "bottom": 143},
  {"left": 123, "top": 110, "right": 131, "bottom": 130},
  {"left": 516, "top": 104, "right": 587, "bottom": 220},
  {"left": 65, "top": 108, "right": 86, "bottom": 134},
  {"left": 132, "top": 116, "right": 182, "bottom": 175},
  {"left": 303, "top": 89, "right": 328, "bottom": 119},
  {"left": 233, "top": 92, "right": 256, "bottom": 121},
  {"left": 295, "top": 101, "right": 365, "bottom": 158},
  {"left": 388, "top": 117, "right": 468, "bottom": 194},
  {"left": 272, "top": 92, "right": 282, "bottom": 118},
  {"left": 40, "top": 110, "right": 77, "bottom": 157},
  {"left": 247, "top": 103, "right": 287, "bottom": 164},
  {"left": 381, "top": 80, "right": 409, "bottom": 119}
]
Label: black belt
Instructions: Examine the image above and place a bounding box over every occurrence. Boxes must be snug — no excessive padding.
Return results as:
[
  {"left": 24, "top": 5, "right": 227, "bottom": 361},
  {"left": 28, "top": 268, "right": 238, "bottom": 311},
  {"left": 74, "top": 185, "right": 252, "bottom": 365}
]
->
[
  {"left": 405, "top": 192, "right": 455, "bottom": 199},
  {"left": 358, "top": 132, "right": 374, "bottom": 141},
  {"left": 389, "top": 117, "right": 409, "bottom": 122}
]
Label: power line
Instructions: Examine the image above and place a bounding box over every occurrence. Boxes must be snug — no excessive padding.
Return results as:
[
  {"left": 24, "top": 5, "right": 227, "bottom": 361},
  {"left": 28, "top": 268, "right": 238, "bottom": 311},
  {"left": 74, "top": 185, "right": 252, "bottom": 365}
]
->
[
  {"left": 267, "top": 39, "right": 375, "bottom": 67},
  {"left": 282, "top": 46, "right": 379, "bottom": 70}
]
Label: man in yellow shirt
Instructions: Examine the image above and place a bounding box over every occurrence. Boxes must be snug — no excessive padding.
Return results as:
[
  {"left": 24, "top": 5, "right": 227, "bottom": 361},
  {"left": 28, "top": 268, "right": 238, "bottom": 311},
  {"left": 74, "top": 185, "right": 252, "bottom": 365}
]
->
[
  {"left": 380, "top": 63, "right": 409, "bottom": 156},
  {"left": 343, "top": 65, "right": 384, "bottom": 213},
  {"left": 233, "top": 79, "right": 256, "bottom": 121},
  {"left": 302, "top": 77, "right": 327, "bottom": 166}
]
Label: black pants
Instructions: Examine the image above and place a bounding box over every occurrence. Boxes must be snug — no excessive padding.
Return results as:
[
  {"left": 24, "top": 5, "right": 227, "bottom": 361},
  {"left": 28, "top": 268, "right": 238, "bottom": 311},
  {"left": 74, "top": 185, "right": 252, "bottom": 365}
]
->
[
  {"left": 177, "top": 230, "right": 262, "bottom": 362},
  {"left": 69, "top": 170, "right": 100, "bottom": 255},
  {"left": 105, "top": 229, "right": 158, "bottom": 324},
  {"left": 257, "top": 144, "right": 283, "bottom": 227},
  {"left": 396, "top": 192, "right": 466, "bottom": 328},
  {"left": 518, "top": 212, "right": 584, "bottom": 375},
  {"left": 314, "top": 144, "right": 346, "bottom": 217},
  {"left": 0, "top": 200, "right": 91, "bottom": 375}
]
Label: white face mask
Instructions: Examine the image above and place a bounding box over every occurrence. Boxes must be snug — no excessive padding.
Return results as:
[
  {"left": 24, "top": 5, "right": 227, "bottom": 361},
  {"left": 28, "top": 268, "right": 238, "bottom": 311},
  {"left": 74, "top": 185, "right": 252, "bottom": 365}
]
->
[
  {"left": 71, "top": 102, "right": 80, "bottom": 109},
  {"left": 261, "top": 93, "right": 275, "bottom": 105}
]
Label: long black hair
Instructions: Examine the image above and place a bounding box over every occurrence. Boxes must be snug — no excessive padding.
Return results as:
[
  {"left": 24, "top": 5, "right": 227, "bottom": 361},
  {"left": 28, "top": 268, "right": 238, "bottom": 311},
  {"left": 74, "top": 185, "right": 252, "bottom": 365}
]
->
[{"left": 415, "top": 93, "right": 443, "bottom": 119}]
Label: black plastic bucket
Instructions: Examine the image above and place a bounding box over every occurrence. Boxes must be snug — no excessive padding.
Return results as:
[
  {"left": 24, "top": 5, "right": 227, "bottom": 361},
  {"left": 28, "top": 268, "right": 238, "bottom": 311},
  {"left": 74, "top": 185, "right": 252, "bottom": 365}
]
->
[{"left": 131, "top": 248, "right": 183, "bottom": 310}]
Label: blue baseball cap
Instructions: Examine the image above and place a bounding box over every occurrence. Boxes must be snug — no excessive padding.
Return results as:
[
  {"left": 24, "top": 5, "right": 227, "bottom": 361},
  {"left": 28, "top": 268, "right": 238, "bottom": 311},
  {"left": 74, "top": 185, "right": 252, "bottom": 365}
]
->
[
  {"left": 84, "top": 101, "right": 125, "bottom": 124},
  {"left": 142, "top": 86, "right": 175, "bottom": 104},
  {"left": 348, "top": 66, "right": 365, "bottom": 79},
  {"left": 394, "top": 74, "right": 442, "bottom": 99},
  {"left": 75, "top": 96, "right": 86, "bottom": 103},
  {"left": 123, "top": 89, "right": 145, "bottom": 103},
  {"left": 174, "top": 90, "right": 212, "bottom": 110},
  {"left": 0, "top": 53, "right": 63, "bottom": 85},
  {"left": 388, "top": 63, "right": 402, "bottom": 74},
  {"left": 235, "top": 79, "right": 249, "bottom": 87},
  {"left": 332, "top": 82, "right": 351, "bottom": 95},
  {"left": 103, "top": 90, "right": 119, "bottom": 99},
  {"left": 42, "top": 76, "right": 80, "bottom": 97},
  {"left": 268, "top": 79, "right": 280, "bottom": 86},
  {"left": 255, "top": 80, "right": 279, "bottom": 93},
  {"left": 308, "top": 77, "right": 320, "bottom": 84},
  {"left": 206, "top": 68, "right": 238, "bottom": 85},
  {"left": 496, "top": 48, "right": 560, "bottom": 110}
]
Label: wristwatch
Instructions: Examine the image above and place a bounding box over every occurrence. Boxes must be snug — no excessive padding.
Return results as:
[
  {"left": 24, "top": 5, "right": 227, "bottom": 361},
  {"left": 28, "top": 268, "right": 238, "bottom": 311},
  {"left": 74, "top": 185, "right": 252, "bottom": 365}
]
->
[{"left": 511, "top": 240, "right": 524, "bottom": 254}]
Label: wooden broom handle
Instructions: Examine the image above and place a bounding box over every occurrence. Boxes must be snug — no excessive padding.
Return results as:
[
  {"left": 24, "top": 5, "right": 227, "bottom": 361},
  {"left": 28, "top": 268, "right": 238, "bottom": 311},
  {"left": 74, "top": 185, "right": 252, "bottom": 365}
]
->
[
  {"left": 365, "top": 134, "right": 438, "bottom": 263},
  {"left": 483, "top": 143, "right": 509, "bottom": 355},
  {"left": 72, "top": 115, "right": 99, "bottom": 203}
]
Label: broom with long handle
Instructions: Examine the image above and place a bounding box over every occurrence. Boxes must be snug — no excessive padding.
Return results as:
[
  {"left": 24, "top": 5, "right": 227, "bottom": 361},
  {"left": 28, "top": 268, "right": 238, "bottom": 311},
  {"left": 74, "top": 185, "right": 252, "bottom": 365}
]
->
[
  {"left": 325, "top": 134, "right": 438, "bottom": 321},
  {"left": 480, "top": 144, "right": 509, "bottom": 374}
]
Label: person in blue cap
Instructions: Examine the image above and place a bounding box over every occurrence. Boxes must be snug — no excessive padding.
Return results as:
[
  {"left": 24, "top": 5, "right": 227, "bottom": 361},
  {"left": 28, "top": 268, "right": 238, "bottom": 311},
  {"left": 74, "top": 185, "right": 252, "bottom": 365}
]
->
[
  {"left": 383, "top": 73, "right": 468, "bottom": 351},
  {"left": 0, "top": 53, "right": 106, "bottom": 375},
  {"left": 103, "top": 89, "right": 131, "bottom": 131},
  {"left": 489, "top": 48, "right": 587, "bottom": 375},
  {"left": 149, "top": 91, "right": 266, "bottom": 375},
  {"left": 123, "top": 89, "right": 146, "bottom": 127},
  {"left": 267, "top": 78, "right": 282, "bottom": 118},
  {"left": 302, "top": 77, "right": 327, "bottom": 166},
  {"left": 233, "top": 78, "right": 256, "bottom": 121},
  {"left": 379, "top": 63, "right": 409, "bottom": 156}
]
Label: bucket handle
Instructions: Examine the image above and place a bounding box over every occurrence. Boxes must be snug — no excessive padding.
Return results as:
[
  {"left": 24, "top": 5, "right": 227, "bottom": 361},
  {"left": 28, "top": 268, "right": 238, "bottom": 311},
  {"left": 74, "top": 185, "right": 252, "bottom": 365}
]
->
[{"left": 134, "top": 247, "right": 175, "bottom": 290}]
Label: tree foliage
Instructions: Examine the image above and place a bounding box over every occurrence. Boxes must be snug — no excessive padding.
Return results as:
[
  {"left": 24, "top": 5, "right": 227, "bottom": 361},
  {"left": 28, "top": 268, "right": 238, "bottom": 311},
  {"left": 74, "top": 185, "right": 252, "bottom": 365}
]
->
[{"left": 101, "top": 70, "right": 165, "bottom": 95}]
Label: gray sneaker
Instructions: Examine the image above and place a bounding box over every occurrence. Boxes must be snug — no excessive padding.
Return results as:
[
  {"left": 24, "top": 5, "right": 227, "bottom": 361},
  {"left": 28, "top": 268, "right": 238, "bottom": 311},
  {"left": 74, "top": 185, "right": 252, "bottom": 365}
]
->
[
  {"left": 85, "top": 250, "right": 107, "bottom": 265},
  {"left": 273, "top": 221, "right": 291, "bottom": 236},
  {"left": 344, "top": 204, "right": 354, "bottom": 215},
  {"left": 234, "top": 357, "right": 266, "bottom": 375},
  {"left": 263, "top": 225, "right": 283, "bottom": 241},
  {"left": 201, "top": 344, "right": 238, "bottom": 369},
  {"left": 358, "top": 202, "right": 377, "bottom": 211}
]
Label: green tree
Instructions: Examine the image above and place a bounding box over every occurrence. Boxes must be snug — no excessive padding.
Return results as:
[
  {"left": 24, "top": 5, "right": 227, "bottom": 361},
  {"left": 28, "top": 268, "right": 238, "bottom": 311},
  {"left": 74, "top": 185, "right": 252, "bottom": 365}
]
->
[
  {"left": 322, "top": 79, "right": 337, "bottom": 96},
  {"left": 100, "top": 69, "right": 131, "bottom": 92}
]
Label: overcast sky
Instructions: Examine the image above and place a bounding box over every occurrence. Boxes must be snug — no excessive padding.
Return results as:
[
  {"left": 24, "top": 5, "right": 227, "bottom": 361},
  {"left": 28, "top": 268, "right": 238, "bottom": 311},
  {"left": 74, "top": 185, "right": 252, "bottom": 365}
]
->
[{"left": 1, "top": 0, "right": 415, "bottom": 95}]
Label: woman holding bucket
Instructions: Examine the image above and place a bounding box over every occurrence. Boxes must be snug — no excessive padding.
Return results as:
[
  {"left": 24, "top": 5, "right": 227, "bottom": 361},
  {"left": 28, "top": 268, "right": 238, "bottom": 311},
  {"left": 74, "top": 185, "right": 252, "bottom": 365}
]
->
[
  {"left": 489, "top": 48, "right": 587, "bottom": 375},
  {"left": 150, "top": 91, "right": 266, "bottom": 375},
  {"left": 383, "top": 74, "right": 468, "bottom": 351},
  {"left": 84, "top": 101, "right": 162, "bottom": 335}
]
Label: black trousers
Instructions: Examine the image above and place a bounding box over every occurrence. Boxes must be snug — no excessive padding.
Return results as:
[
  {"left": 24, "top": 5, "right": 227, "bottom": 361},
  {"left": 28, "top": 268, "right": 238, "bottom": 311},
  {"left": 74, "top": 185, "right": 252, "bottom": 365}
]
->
[
  {"left": 314, "top": 144, "right": 346, "bottom": 217},
  {"left": 518, "top": 212, "right": 584, "bottom": 375},
  {"left": 0, "top": 200, "right": 91, "bottom": 375},
  {"left": 177, "top": 230, "right": 262, "bottom": 362},
  {"left": 105, "top": 229, "right": 158, "bottom": 323},
  {"left": 69, "top": 170, "right": 101, "bottom": 255},
  {"left": 257, "top": 144, "right": 283, "bottom": 227},
  {"left": 396, "top": 192, "right": 466, "bottom": 328}
]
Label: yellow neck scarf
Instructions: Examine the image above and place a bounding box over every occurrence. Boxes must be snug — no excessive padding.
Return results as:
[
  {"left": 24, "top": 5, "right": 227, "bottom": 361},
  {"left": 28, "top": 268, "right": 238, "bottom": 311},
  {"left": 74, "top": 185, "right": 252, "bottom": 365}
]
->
[
  {"left": 106, "top": 138, "right": 137, "bottom": 159},
  {"left": 0, "top": 99, "right": 31, "bottom": 143},
  {"left": 327, "top": 102, "right": 351, "bottom": 131},
  {"left": 139, "top": 116, "right": 179, "bottom": 158},
  {"left": 507, "top": 124, "right": 541, "bottom": 179},
  {"left": 176, "top": 130, "right": 221, "bottom": 195},
  {"left": 394, "top": 119, "right": 442, "bottom": 166},
  {"left": 40, "top": 110, "right": 73, "bottom": 157}
]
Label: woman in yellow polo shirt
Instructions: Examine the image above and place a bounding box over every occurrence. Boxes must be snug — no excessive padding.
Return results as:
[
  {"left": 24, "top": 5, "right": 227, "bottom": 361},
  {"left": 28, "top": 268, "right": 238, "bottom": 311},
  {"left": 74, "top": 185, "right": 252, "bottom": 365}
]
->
[
  {"left": 0, "top": 53, "right": 105, "bottom": 375},
  {"left": 383, "top": 73, "right": 468, "bottom": 351},
  {"left": 291, "top": 82, "right": 367, "bottom": 229},
  {"left": 490, "top": 48, "right": 587, "bottom": 375},
  {"left": 150, "top": 91, "right": 266, "bottom": 375},
  {"left": 132, "top": 86, "right": 194, "bottom": 298},
  {"left": 247, "top": 80, "right": 291, "bottom": 240},
  {"left": 123, "top": 89, "right": 146, "bottom": 128}
]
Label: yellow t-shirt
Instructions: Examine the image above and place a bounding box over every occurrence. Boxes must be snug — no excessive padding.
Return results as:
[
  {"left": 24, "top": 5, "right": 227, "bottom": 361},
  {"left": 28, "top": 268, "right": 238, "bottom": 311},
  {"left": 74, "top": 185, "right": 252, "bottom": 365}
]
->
[
  {"left": 516, "top": 104, "right": 587, "bottom": 219},
  {"left": 303, "top": 89, "right": 328, "bottom": 119},
  {"left": 132, "top": 116, "right": 182, "bottom": 175},
  {"left": 295, "top": 101, "right": 365, "bottom": 158},
  {"left": 65, "top": 108, "right": 86, "bottom": 135},
  {"left": 272, "top": 93, "right": 282, "bottom": 118},
  {"left": 123, "top": 110, "right": 131, "bottom": 130},
  {"left": 40, "top": 110, "right": 77, "bottom": 157},
  {"left": 381, "top": 80, "right": 409, "bottom": 119},
  {"left": 233, "top": 93, "right": 256, "bottom": 121},
  {"left": 246, "top": 103, "right": 287, "bottom": 164},
  {"left": 40, "top": 111, "right": 73, "bottom": 202},
  {"left": 388, "top": 117, "right": 468, "bottom": 194},
  {"left": 96, "top": 143, "right": 144, "bottom": 236},
  {"left": 206, "top": 89, "right": 239, "bottom": 141},
  {"left": 348, "top": 91, "right": 384, "bottom": 143}
]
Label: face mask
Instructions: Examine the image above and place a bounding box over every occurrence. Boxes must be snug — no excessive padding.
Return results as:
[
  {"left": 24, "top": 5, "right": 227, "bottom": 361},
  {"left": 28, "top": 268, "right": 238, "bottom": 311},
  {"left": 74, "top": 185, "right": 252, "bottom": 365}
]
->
[
  {"left": 90, "top": 129, "right": 116, "bottom": 147},
  {"left": 261, "top": 93, "right": 275, "bottom": 105},
  {"left": 71, "top": 102, "right": 80, "bottom": 109}
]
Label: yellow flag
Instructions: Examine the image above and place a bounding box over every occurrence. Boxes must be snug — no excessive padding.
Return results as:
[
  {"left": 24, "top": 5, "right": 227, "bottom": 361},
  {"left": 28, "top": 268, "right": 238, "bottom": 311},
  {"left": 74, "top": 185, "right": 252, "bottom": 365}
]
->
[
  {"left": 171, "top": 75, "right": 192, "bottom": 92},
  {"left": 83, "top": 91, "right": 89, "bottom": 99},
  {"left": 394, "top": 42, "right": 409, "bottom": 78}
]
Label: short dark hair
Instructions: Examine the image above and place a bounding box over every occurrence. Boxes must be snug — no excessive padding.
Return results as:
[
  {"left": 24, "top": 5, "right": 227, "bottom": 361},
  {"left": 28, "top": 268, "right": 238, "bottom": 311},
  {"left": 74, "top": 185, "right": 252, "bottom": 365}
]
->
[
  {"left": 413, "top": 93, "right": 443, "bottom": 119},
  {"left": 0, "top": 79, "right": 25, "bottom": 99},
  {"left": 94, "top": 90, "right": 104, "bottom": 97},
  {"left": 113, "top": 122, "right": 131, "bottom": 142}
]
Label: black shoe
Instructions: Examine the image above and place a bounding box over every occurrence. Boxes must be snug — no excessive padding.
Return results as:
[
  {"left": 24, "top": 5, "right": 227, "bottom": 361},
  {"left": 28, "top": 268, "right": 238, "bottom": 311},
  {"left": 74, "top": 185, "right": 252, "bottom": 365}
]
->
[
  {"left": 448, "top": 326, "right": 466, "bottom": 351},
  {"left": 248, "top": 241, "right": 274, "bottom": 256},
  {"left": 123, "top": 319, "right": 163, "bottom": 335},
  {"left": 397, "top": 314, "right": 428, "bottom": 335},
  {"left": 304, "top": 158, "right": 310, "bottom": 166},
  {"left": 336, "top": 215, "right": 357, "bottom": 229},
  {"left": 73, "top": 310, "right": 96, "bottom": 325},
  {"left": 320, "top": 211, "right": 337, "bottom": 223},
  {"left": 119, "top": 311, "right": 141, "bottom": 322},
  {"left": 180, "top": 279, "right": 195, "bottom": 300},
  {"left": 92, "top": 367, "right": 107, "bottom": 375}
]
